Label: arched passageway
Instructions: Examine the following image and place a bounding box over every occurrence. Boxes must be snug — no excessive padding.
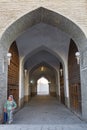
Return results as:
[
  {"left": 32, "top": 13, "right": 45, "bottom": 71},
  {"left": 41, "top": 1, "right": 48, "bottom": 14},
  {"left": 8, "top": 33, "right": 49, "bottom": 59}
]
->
[
  {"left": 0, "top": 7, "right": 87, "bottom": 122},
  {"left": 29, "top": 63, "right": 57, "bottom": 98},
  {"left": 37, "top": 77, "right": 49, "bottom": 95}
]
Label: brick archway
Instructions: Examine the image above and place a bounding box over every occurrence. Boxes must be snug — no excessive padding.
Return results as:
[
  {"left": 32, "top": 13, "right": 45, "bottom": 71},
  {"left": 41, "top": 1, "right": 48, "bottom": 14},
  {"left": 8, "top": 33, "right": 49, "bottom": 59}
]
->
[
  {"left": 29, "top": 62, "right": 57, "bottom": 98},
  {"left": 0, "top": 7, "right": 87, "bottom": 120}
]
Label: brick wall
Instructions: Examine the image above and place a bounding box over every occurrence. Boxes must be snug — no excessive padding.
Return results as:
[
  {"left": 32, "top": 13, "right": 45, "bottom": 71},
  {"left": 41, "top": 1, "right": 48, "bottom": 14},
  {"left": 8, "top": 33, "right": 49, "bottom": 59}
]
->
[
  {"left": 8, "top": 41, "right": 19, "bottom": 105},
  {"left": 68, "top": 39, "right": 81, "bottom": 113},
  {"left": 0, "top": 0, "right": 87, "bottom": 36}
]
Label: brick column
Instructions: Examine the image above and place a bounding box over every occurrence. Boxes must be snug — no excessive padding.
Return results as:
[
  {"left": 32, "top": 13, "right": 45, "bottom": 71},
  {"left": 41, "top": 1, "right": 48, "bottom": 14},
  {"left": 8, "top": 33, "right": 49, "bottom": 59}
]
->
[
  {"left": 0, "top": 48, "right": 8, "bottom": 122},
  {"left": 19, "top": 59, "right": 25, "bottom": 108},
  {"left": 80, "top": 50, "right": 87, "bottom": 120},
  {"left": 24, "top": 70, "right": 30, "bottom": 103},
  {"left": 57, "top": 70, "right": 61, "bottom": 101},
  {"left": 64, "top": 63, "right": 70, "bottom": 108}
]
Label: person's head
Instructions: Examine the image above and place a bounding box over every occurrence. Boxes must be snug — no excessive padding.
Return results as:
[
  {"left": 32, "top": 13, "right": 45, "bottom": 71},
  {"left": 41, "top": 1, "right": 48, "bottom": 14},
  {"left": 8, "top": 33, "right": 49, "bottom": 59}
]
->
[{"left": 8, "top": 95, "right": 13, "bottom": 101}]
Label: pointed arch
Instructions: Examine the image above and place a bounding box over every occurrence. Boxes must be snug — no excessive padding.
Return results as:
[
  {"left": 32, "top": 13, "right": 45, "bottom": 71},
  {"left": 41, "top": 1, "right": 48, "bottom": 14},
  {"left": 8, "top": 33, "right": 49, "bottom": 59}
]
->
[
  {"left": 0, "top": 7, "right": 87, "bottom": 51},
  {"left": 0, "top": 6, "right": 87, "bottom": 120},
  {"left": 24, "top": 45, "right": 64, "bottom": 69},
  {"left": 37, "top": 77, "right": 49, "bottom": 95},
  {"left": 29, "top": 61, "right": 57, "bottom": 97}
]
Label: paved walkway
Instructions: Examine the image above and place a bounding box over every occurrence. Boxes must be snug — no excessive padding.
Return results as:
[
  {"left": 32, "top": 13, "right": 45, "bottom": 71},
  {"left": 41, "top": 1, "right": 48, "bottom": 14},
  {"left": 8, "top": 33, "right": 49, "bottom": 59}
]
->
[
  {"left": 1, "top": 96, "right": 87, "bottom": 130},
  {"left": 14, "top": 96, "right": 85, "bottom": 124}
]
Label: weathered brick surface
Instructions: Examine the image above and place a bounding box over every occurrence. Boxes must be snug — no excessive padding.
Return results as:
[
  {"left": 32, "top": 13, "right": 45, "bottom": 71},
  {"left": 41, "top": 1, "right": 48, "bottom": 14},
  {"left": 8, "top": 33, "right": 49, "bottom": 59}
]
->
[{"left": 0, "top": 0, "right": 87, "bottom": 37}]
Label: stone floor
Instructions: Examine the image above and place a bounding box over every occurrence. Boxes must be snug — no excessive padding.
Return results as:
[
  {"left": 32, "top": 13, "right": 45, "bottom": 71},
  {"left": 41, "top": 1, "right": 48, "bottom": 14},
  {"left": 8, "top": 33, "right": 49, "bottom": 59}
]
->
[
  {"left": 14, "top": 96, "right": 85, "bottom": 124},
  {"left": 0, "top": 96, "right": 87, "bottom": 130}
]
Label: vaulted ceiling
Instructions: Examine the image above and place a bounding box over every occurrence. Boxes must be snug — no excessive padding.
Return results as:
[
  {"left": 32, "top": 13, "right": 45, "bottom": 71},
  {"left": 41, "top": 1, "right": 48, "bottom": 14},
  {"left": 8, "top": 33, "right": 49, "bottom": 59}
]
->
[
  {"left": 16, "top": 23, "right": 70, "bottom": 71},
  {"left": 9, "top": 7, "right": 82, "bottom": 80},
  {"left": 29, "top": 62, "right": 56, "bottom": 83}
]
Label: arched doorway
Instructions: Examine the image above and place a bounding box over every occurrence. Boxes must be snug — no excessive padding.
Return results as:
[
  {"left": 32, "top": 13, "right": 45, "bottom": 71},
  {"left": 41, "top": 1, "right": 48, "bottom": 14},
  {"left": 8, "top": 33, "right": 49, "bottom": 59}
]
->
[
  {"left": 29, "top": 63, "right": 57, "bottom": 97},
  {"left": 8, "top": 41, "right": 19, "bottom": 105},
  {"left": 0, "top": 7, "right": 87, "bottom": 120},
  {"left": 68, "top": 39, "right": 81, "bottom": 114},
  {"left": 37, "top": 77, "right": 49, "bottom": 95}
]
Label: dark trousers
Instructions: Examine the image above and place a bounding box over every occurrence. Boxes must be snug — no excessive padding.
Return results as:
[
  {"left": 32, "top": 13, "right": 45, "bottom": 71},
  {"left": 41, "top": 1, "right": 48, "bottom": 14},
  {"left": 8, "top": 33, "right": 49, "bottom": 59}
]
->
[{"left": 4, "top": 112, "right": 8, "bottom": 123}]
